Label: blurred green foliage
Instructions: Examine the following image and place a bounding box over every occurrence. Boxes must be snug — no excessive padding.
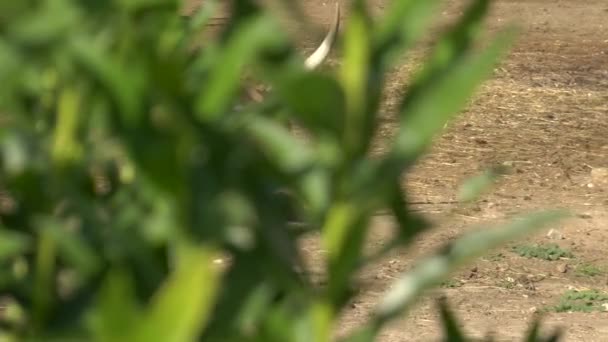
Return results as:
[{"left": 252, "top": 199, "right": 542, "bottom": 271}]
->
[{"left": 0, "top": 0, "right": 564, "bottom": 340}]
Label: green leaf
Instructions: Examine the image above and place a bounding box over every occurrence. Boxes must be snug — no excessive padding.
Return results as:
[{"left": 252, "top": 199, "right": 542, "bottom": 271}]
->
[
  {"left": 524, "top": 315, "right": 563, "bottom": 342},
  {"left": 0, "top": 3, "right": 29, "bottom": 25},
  {"left": 0, "top": 39, "right": 21, "bottom": 101},
  {"left": 0, "top": 228, "right": 31, "bottom": 261},
  {"left": 340, "top": 325, "right": 376, "bottom": 342},
  {"left": 187, "top": 0, "right": 220, "bottom": 32},
  {"left": 340, "top": 3, "right": 372, "bottom": 158},
  {"left": 129, "top": 244, "right": 222, "bottom": 342},
  {"left": 361, "top": 185, "right": 430, "bottom": 265},
  {"left": 88, "top": 270, "right": 142, "bottom": 342},
  {"left": 69, "top": 38, "right": 147, "bottom": 127},
  {"left": 196, "top": 15, "right": 285, "bottom": 120},
  {"left": 403, "top": 0, "right": 492, "bottom": 96},
  {"left": 392, "top": 27, "right": 517, "bottom": 163},
  {"left": 32, "top": 222, "right": 58, "bottom": 332},
  {"left": 372, "top": 210, "right": 566, "bottom": 324},
  {"left": 52, "top": 86, "right": 84, "bottom": 166},
  {"left": 457, "top": 165, "right": 509, "bottom": 202},
  {"left": 279, "top": 73, "right": 345, "bottom": 137},
  {"left": 7, "top": 0, "right": 80, "bottom": 48},
  {"left": 45, "top": 220, "right": 101, "bottom": 279},
  {"left": 323, "top": 203, "right": 369, "bottom": 306},
  {"left": 234, "top": 284, "right": 275, "bottom": 335},
  {"left": 115, "top": 0, "right": 177, "bottom": 13},
  {"left": 437, "top": 297, "right": 468, "bottom": 342},
  {"left": 373, "top": 0, "right": 442, "bottom": 67},
  {"left": 389, "top": 187, "right": 430, "bottom": 246},
  {"left": 243, "top": 115, "right": 313, "bottom": 173},
  {"left": 1, "top": 132, "right": 31, "bottom": 176},
  {"left": 199, "top": 251, "right": 268, "bottom": 341},
  {"left": 140, "top": 193, "right": 178, "bottom": 245},
  {"left": 296, "top": 168, "right": 331, "bottom": 220}
]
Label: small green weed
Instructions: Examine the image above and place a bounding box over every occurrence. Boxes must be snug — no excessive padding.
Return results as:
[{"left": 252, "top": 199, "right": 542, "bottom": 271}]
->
[
  {"left": 575, "top": 263, "right": 604, "bottom": 278},
  {"left": 441, "top": 279, "right": 464, "bottom": 288},
  {"left": 547, "top": 290, "right": 608, "bottom": 313},
  {"left": 483, "top": 252, "right": 506, "bottom": 262},
  {"left": 511, "top": 243, "right": 573, "bottom": 261}
]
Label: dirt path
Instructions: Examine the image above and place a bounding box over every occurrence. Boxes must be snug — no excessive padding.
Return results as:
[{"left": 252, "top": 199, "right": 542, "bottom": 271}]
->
[{"left": 188, "top": 0, "right": 608, "bottom": 340}]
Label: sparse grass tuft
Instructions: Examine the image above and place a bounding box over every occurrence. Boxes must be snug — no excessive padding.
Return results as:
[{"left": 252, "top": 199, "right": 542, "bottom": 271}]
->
[
  {"left": 511, "top": 243, "right": 573, "bottom": 261},
  {"left": 441, "top": 279, "right": 464, "bottom": 288},
  {"left": 575, "top": 263, "right": 604, "bottom": 278},
  {"left": 547, "top": 290, "right": 608, "bottom": 313}
]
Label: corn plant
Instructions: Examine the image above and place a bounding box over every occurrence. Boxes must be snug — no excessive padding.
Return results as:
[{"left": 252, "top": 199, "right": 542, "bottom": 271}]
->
[{"left": 0, "top": 0, "right": 564, "bottom": 341}]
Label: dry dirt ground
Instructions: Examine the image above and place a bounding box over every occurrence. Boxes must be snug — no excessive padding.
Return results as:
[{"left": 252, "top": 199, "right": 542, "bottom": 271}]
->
[{"left": 188, "top": 0, "right": 608, "bottom": 340}]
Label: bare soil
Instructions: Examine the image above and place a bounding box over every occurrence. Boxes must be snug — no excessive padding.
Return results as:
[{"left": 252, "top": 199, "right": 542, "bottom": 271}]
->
[{"left": 190, "top": 0, "right": 608, "bottom": 340}]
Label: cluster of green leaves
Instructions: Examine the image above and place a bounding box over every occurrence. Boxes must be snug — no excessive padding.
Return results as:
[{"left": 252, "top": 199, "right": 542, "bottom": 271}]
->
[
  {"left": 0, "top": 0, "right": 564, "bottom": 340},
  {"left": 575, "top": 263, "right": 604, "bottom": 278},
  {"left": 512, "top": 243, "right": 574, "bottom": 261},
  {"left": 549, "top": 290, "right": 608, "bottom": 313}
]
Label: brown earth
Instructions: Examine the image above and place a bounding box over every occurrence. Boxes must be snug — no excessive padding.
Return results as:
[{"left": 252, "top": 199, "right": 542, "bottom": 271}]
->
[{"left": 189, "top": 0, "right": 608, "bottom": 340}]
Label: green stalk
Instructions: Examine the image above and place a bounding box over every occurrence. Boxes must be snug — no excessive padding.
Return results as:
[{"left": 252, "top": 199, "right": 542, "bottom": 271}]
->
[
  {"left": 31, "top": 227, "right": 57, "bottom": 334},
  {"left": 52, "top": 85, "right": 82, "bottom": 166}
]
